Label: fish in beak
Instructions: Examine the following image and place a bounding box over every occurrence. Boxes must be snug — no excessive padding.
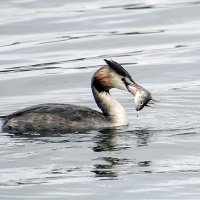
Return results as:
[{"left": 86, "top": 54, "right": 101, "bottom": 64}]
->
[
  {"left": 126, "top": 83, "right": 157, "bottom": 111},
  {"left": 104, "top": 59, "right": 157, "bottom": 111}
]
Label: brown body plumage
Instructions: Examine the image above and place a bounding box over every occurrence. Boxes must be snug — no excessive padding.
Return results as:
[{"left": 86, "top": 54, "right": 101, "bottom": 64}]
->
[{"left": 1, "top": 59, "right": 153, "bottom": 134}]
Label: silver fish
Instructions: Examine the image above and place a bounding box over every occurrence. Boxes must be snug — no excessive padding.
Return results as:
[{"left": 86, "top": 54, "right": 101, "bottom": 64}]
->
[
  {"left": 134, "top": 87, "right": 157, "bottom": 111},
  {"left": 127, "top": 83, "right": 157, "bottom": 111}
]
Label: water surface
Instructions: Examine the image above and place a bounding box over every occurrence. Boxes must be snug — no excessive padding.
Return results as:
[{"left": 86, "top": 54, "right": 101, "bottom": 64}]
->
[{"left": 0, "top": 0, "right": 200, "bottom": 199}]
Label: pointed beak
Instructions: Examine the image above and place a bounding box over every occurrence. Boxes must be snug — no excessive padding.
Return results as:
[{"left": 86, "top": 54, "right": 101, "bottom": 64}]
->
[{"left": 126, "top": 81, "right": 143, "bottom": 96}]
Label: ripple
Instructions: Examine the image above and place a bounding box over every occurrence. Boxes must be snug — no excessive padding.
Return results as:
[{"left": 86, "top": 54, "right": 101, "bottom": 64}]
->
[{"left": 1, "top": 0, "right": 200, "bottom": 199}]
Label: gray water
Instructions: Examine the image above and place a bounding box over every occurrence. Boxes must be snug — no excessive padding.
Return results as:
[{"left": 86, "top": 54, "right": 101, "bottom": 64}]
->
[{"left": 0, "top": 0, "right": 200, "bottom": 199}]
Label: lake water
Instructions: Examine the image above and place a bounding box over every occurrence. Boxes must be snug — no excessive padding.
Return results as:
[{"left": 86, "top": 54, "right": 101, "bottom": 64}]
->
[{"left": 0, "top": 0, "right": 200, "bottom": 199}]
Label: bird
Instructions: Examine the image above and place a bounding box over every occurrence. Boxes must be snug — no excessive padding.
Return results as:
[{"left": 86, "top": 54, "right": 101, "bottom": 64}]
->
[{"left": 0, "top": 59, "right": 152, "bottom": 134}]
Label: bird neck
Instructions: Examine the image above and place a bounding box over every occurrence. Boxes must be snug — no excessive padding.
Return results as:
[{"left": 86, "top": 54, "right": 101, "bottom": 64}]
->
[{"left": 91, "top": 86, "right": 128, "bottom": 126}]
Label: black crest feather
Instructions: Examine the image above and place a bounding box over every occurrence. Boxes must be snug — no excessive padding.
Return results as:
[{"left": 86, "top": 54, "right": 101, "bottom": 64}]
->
[{"left": 104, "top": 59, "right": 133, "bottom": 82}]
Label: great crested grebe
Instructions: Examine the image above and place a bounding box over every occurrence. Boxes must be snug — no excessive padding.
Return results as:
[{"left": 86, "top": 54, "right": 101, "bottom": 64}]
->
[{"left": 0, "top": 59, "right": 153, "bottom": 133}]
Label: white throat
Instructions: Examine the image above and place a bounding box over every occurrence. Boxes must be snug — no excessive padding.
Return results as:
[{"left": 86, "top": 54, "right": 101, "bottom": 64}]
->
[{"left": 92, "top": 87, "right": 128, "bottom": 126}]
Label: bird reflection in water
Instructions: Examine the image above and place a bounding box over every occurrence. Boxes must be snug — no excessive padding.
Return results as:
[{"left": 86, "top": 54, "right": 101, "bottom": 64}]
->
[
  {"left": 133, "top": 129, "right": 153, "bottom": 147},
  {"left": 92, "top": 128, "right": 153, "bottom": 179}
]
